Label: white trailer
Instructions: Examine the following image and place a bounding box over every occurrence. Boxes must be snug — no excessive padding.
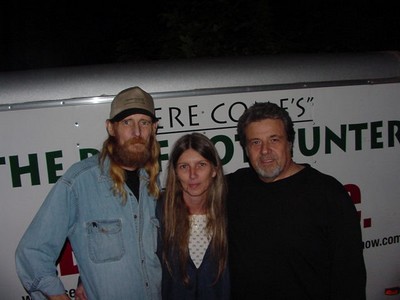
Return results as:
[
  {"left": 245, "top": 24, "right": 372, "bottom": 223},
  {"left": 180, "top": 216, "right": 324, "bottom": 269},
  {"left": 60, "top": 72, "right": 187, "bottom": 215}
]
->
[{"left": 1, "top": 51, "right": 400, "bottom": 299}]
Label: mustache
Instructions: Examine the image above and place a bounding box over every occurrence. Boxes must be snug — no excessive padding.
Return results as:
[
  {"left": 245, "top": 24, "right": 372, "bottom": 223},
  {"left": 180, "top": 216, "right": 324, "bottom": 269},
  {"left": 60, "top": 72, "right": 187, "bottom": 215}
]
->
[
  {"left": 260, "top": 154, "right": 276, "bottom": 160},
  {"left": 125, "top": 137, "right": 146, "bottom": 146}
]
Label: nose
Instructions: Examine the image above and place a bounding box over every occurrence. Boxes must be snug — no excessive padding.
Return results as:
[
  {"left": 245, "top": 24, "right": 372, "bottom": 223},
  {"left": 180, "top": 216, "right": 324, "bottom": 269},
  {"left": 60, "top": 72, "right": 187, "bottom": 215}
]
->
[
  {"left": 261, "top": 141, "right": 271, "bottom": 154},
  {"left": 133, "top": 127, "right": 141, "bottom": 137},
  {"left": 189, "top": 167, "right": 197, "bottom": 179},
  {"left": 131, "top": 122, "right": 141, "bottom": 137}
]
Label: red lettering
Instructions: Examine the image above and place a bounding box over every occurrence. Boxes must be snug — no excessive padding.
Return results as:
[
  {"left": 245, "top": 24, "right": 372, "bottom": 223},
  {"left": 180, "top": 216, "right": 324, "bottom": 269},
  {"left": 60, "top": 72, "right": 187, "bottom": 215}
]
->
[
  {"left": 345, "top": 184, "right": 361, "bottom": 204},
  {"left": 58, "top": 240, "right": 79, "bottom": 276},
  {"left": 344, "top": 183, "right": 371, "bottom": 228}
]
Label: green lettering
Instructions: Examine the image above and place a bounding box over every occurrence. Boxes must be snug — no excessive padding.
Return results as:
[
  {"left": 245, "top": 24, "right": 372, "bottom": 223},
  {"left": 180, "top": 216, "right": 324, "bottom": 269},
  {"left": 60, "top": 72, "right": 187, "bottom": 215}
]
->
[
  {"left": 46, "top": 150, "right": 63, "bottom": 184},
  {"left": 297, "top": 127, "right": 320, "bottom": 156},
  {"left": 79, "top": 148, "right": 99, "bottom": 160},
  {"left": 211, "top": 135, "right": 234, "bottom": 165},
  {"left": 10, "top": 154, "right": 40, "bottom": 187},
  {"left": 159, "top": 140, "right": 169, "bottom": 171},
  {"left": 371, "top": 121, "right": 383, "bottom": 149},
  {"left": 348, "top": 123, "right": 368, "bottom": 150},
  {"left": 325, "top": 125, "right": 346, "bottom": 153},
  {"left": 388, "top": 120, "right": 400, "bottom": 147}
]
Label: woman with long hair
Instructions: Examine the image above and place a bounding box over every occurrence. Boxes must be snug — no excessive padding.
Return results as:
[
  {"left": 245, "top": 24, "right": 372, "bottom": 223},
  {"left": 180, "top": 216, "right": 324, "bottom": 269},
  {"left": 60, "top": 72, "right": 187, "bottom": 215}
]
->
[{"left": 158, "top": 132, "right": 229, "bottom": 299}]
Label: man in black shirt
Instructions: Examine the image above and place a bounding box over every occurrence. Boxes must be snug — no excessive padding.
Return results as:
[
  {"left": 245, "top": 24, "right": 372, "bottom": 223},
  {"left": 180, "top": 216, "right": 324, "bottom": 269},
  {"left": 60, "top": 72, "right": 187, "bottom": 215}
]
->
[{"left": 227, "top": 102, "right": 366, "bottom": 300}]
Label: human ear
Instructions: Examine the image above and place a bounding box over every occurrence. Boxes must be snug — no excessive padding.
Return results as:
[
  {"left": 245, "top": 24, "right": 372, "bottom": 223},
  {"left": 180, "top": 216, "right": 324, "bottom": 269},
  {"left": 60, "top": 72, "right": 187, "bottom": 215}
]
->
[{"left": 106, "top": 120, "right": 115, "bottom": 136}]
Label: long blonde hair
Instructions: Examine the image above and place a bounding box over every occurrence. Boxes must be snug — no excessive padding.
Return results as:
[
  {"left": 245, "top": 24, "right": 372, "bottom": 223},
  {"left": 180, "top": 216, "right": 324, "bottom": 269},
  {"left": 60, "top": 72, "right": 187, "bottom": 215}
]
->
[
  {"left": 162, "top": 133, "right": 228, "bottom": 285},
  {"left": 99, "top": 125, "right": 160, "bottom": 204}
]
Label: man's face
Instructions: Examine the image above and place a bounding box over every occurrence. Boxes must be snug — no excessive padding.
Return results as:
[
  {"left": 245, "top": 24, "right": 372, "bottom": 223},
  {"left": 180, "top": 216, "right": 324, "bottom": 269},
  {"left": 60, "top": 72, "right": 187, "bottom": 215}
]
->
[
  {"left": 107, "top": 113, "right": 157, "bottom": 170},
  {"left": 245, "top": 118, "right": 292, "bottom": 183}
]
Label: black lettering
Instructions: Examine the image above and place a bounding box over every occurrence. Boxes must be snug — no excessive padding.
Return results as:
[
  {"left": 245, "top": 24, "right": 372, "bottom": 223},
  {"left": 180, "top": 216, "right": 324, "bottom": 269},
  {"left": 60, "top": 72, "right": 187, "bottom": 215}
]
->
[{"left": 169, "top": 107, "right": 184, "bottom": 127}]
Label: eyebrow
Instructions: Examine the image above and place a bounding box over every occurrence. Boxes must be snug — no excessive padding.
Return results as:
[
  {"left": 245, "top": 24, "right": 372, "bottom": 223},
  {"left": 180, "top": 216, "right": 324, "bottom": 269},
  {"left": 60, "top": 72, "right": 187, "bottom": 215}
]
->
[{"left": 123, "top": 117, "right": 152, "bottom": 121}]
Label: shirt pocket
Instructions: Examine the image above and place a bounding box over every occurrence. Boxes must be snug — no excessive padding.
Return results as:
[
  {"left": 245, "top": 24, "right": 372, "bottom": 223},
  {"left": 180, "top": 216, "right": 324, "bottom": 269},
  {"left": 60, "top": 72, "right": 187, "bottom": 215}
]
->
[{"left": 86, "top": 219, "right": 125, "bottom": 263}]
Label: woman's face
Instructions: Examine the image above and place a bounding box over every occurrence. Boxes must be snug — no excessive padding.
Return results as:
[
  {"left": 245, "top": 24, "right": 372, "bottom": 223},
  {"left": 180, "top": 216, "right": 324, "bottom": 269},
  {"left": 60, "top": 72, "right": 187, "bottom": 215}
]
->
[{"left": 176, "top": 148, "right": 216, "bottom": 201}]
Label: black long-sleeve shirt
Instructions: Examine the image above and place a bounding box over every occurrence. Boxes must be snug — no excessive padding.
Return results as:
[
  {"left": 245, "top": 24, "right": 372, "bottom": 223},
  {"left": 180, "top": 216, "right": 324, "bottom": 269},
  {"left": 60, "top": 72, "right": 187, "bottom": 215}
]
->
[{"left": 227, "top": 165, "right": 366, "bottom": 300}]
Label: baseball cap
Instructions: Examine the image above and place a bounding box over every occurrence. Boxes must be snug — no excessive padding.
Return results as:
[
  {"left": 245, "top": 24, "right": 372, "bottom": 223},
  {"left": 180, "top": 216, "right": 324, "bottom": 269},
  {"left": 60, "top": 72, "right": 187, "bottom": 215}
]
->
[{"left": 109, "top": 86, "right": 156, "bottom": 122}]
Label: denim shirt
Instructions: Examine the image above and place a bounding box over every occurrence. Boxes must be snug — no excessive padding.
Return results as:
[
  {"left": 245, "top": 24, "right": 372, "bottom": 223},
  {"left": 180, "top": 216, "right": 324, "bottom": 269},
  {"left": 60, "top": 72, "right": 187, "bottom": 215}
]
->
[{"left": 15, "top": 155, "right": 161, "bottom": 300}]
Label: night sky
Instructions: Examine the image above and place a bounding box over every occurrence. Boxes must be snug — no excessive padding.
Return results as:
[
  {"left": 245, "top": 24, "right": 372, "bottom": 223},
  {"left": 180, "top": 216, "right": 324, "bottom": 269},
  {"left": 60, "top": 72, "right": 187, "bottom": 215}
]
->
[{"left": 1, "top": 1, "right": 399, "bottom": 72}]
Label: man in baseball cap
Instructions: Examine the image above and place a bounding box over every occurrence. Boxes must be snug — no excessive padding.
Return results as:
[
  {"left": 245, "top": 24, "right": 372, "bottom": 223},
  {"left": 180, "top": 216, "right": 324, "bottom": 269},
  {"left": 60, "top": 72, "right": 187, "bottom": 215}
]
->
[{"left": 16, "top": 86, "right": 162, "bottom": 300}]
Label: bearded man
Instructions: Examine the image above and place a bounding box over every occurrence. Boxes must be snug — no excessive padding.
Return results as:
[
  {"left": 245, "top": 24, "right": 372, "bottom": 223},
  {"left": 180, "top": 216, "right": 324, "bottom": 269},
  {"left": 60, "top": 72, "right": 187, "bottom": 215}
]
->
[
  {"left": 227, "top": 102, "right": 366, "bottom": 299},
  {"left": 15, "top": 87, "right": 162, "bottom": 300}
]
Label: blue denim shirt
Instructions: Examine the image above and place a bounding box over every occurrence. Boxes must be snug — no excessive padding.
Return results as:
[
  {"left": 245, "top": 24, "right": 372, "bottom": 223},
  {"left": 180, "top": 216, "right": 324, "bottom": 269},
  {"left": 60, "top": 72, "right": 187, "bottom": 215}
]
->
[{"left": 15, "top": 154, "right": 161, "bottom": 300}]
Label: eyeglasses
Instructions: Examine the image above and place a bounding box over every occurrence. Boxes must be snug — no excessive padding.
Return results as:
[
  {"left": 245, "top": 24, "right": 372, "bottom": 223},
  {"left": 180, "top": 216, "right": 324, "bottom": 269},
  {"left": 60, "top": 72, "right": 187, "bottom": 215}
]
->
[{"left": 119, "top": 118, "right": 152, "bottom": 129}]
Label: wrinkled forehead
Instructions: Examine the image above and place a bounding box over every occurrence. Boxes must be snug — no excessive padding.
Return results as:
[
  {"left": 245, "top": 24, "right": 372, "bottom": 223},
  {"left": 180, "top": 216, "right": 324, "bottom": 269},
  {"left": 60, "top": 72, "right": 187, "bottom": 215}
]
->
[{"left": 245, "top": 118, "right": 287, "bottom": 138}]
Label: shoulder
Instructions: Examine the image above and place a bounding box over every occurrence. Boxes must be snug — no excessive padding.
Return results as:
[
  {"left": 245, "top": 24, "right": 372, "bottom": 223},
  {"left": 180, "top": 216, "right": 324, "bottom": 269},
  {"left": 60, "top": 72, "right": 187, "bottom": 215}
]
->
[
  {"left": 302, "top": 165, "right": 344, "bottom": 187},
  {"left": 298, "top": 165, "right": 351, "bottom": 204},
  {"left": 226, "top": 167, "right": 255, "bottom": 184},
  {"left": 61, "top": 154, "right": 101, "bottom": 181}
]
